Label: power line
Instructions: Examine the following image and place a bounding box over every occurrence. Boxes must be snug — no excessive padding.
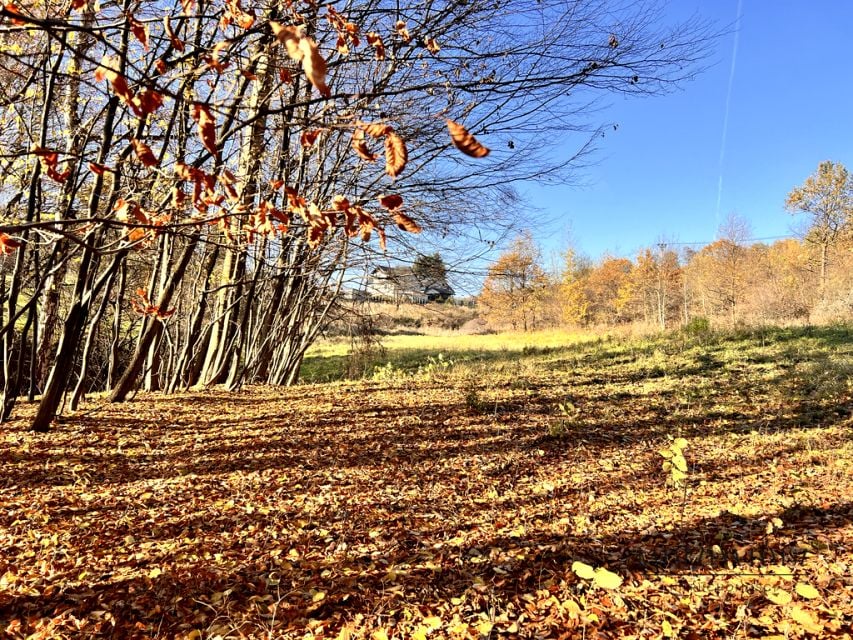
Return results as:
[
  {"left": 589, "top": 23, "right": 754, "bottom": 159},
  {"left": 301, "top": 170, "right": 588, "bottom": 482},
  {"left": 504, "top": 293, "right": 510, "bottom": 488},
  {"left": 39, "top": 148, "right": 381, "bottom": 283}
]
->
[{"left": 660, "top": 234, "right": 797, "bottom": 247}]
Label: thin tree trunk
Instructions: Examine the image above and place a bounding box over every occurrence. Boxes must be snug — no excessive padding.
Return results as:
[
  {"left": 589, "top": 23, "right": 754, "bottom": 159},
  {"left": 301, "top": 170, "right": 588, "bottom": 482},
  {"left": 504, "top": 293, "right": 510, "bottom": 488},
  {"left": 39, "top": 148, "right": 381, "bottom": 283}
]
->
[
  {"left": 70, "top": 268, "right": 116, "bottom": 410},
  {"left": 109, "top": 231, "right": 201, "bottom": 402}
]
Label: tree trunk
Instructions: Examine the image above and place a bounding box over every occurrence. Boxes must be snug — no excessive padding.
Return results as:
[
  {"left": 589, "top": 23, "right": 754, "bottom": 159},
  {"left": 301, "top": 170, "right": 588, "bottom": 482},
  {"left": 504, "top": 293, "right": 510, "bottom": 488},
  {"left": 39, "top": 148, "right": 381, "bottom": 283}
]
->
[{"left": 109, "top": 231, "right": 201, "bottom": 402}]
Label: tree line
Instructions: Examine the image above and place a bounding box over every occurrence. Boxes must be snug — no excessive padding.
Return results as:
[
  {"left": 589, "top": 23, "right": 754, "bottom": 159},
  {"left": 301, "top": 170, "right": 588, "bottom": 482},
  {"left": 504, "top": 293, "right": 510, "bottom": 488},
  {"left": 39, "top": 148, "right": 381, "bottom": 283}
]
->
[{"left": 479, "top": 161, "right": 853, "bottom": 331}]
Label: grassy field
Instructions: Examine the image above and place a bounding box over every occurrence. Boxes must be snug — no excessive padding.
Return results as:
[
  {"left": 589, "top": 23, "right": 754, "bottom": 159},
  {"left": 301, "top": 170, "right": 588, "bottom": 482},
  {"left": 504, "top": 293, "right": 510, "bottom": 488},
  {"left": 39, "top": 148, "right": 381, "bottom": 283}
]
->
[
  {"left": 1, "top": 325, "right": 851, "bottom": 638},
  {"left": 300, "top": 328, "right": 605, "bottom": 382}
]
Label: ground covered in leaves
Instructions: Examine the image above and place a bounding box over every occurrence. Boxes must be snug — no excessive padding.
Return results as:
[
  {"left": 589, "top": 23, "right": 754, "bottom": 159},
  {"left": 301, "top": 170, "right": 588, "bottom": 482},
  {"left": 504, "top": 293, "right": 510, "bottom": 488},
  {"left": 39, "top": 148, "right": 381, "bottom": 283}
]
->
[{"left": 1, "top": 326, "right": 852, "bottom": 639}]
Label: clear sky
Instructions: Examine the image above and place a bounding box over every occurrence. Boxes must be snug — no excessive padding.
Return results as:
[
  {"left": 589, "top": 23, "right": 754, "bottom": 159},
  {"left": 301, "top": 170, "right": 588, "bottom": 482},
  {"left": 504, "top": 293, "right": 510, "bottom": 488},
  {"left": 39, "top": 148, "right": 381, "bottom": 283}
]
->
[{"left": 526, "top": 0, "right": 853, "bottom": 261}]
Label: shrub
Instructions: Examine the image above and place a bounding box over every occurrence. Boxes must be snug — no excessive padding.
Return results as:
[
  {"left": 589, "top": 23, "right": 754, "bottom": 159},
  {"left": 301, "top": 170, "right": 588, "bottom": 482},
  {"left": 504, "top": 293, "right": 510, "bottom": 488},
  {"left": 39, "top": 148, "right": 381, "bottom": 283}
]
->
[{"left": 684, "top": 316, "right": 711, "bottom": 337}]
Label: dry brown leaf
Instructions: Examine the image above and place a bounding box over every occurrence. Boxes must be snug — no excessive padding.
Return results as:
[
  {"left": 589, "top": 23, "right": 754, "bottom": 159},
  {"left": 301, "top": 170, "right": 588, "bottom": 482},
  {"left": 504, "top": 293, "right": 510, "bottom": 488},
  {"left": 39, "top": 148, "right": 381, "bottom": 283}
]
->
[
  {"left": 352, "top": 128, "right": 378, "bottom": 162},
  {"left": 424, "top": 36, "right": 440, "bottom": 54},
  {"left": 0, "top": 232, "right": 21, "bottom": 254},
  {"left": 392, "top": 211, "right": 421, "bottom": 233},
  {"left": 384, "top": 132, "right": 407, "bottom": 178},
  {"left": 128, "top": 13, "right": 149, "bottom": 51},
  {"left": 447, "top": 119, "right": 490, "bottom": 158},
  {"left": 378, "top": 194, "right": 403, "bottom": 210},
  {"left": 395, "top": 20, "right": 411, "bottom": 43},
  {"left": 364, "top": 123, "right": 392, "bottom": 138},
  {"left": 192, "top": 103, "right": 218, "bottom": 157},
  {"left": 271, "top": 22, "right": 304, "bottom": 61},
  {"left": 164, "top": 15, "right": 184, "bottom": 52},
  {"left": 366, "top": 32, "right": 385, "bottom": 60},
  {"left": 131, "top": 139, "right": 158, "bottom": 167},
  {"left": 299, "top": 37, "right": 330, "bottom": 97},
  {"left": 301, "top": 129, "right": 322, "bottom": 148}
]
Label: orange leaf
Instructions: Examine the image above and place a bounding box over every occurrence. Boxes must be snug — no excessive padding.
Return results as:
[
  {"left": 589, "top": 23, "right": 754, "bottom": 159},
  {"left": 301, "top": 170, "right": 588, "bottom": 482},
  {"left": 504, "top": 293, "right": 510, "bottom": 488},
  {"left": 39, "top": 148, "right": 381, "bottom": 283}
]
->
[
  {"left": 447, "top": 119, "right": 490, "bottom": 158},
  {"left": 352, "top": 128, "right": 377, "bottom": 162},
  {"left": 392, "top": 211, "right": 421, "bottom": 233},
  {"left": 171, "top": 186, "right": 186, "bottom": 208},
  {"left": 0, "top": 232, "right": 21, "bottom": 254},
  {"left": 192, "top": 103, "right": 218, "bottom": 157},
  {"left": 88, "top": 162, "right": 113, "bottom": 175},
  {"left": 95, "top": 56, "right": 135, "bottom": 107},
  {"left": 271, "top": 22, "right": 303, "bottom": 61},
  {"left": 222, "top": 0, "right": 253, "bottom": 29},
  {"left": 164, "top": 15, "right": 184, "bottom": 52},
  {"left": 3, "top": 2, "right": 26, "bottom": 25},
  {"left": 131, "top": 88, "right": 164, "bottom": 116},
  {"left": 299, "top": 37, "right": 330, "bottom": 98},
  {"left": 378, "top": 194, "right": 403, "bottom": 210},
  {"left": 300, "top": 129, "right": 321, "bottom": 148},
  {"left": 33, "top": 147, "right": 70, "bottom": 183},
  {"left": 131, "top": 139, "right": 158, "bottom": 166},
  {"left": 363, "top": 122, "right": 391, "bottom": 138},
  {"left": 366, "top": 32, "right": 385, "bottom": 60},
  {"left": 395, "top": 20, "right": 411, "bottom": 43},
  {"left": 278, "top": 68, "right": 293, "bottom": 84},
  {"left": 128, "top": 13, "right": 149, "bottom": 51},
  {"left": 335, "top": 35, "right": 349, "bottom": 56},
  {"left": 307, "top": 223, "right": 326, "bottom": 248},
  {"left": 384, "top": 131, "right": 407, "bottom": 178},
  {"left": 424, "top": 36, "right": 440, "bottom": 54},
  {"left": 207, "top": 40, "right": 231, "bottom": 72}
]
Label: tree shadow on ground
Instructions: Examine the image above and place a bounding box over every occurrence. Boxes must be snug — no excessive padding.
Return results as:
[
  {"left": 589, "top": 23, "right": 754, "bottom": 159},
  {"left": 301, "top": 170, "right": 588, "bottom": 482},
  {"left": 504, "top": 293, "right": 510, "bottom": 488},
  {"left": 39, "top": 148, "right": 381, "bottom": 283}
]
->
[
  {"left": 3, "top": 497, "right": 850, "bottom": 638},
  {"left": 3, "top": 351, "right": 850, "bottom": 490}
]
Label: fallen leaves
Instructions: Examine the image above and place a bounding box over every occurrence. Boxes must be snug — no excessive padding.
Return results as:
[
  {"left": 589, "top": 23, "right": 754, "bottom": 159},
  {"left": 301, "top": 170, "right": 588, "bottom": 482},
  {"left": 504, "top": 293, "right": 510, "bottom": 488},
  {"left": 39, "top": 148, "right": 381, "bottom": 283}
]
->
[
  {"left": 0, "top": 330, "right": 851, "bottom": 638},
  {"left": 794, "top": 582, "right": 820, "bottom": 599},
  {"left": 572, "top": 562, "right": 623, "bottom": 589},
  {"left": 789, "top": 606, "right": 823, "bottom": 634}
]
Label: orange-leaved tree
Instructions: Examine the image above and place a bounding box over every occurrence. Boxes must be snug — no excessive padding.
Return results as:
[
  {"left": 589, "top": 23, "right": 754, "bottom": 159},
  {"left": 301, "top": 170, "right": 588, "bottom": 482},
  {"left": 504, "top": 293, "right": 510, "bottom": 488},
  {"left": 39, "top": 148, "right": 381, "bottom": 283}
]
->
[
  {"left": 479, "top": 233, "right": 550, "bottom": 331},
  {"left": 786, "top": 161, "right": 853, "bottom": 292}
]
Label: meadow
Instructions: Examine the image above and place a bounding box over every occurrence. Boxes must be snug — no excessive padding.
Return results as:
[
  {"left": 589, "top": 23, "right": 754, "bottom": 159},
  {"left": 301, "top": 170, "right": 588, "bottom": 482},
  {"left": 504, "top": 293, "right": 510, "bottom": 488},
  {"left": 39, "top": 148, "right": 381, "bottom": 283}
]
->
[{"left": 1, "top": 325, "right": 851, "bottom": 638}]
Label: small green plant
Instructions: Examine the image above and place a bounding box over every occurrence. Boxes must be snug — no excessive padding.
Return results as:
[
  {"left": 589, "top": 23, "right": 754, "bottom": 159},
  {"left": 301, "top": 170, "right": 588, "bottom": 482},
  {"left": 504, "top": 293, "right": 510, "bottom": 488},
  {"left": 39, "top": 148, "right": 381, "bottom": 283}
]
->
[
  {"left": 549, "top": 400, "right": 580, "bottom": 437},
  {"left": 658, "top": 436, "right": 689, "bottom": 487},
  {"left": 548, "top": 421, "right": 567, "bottom": 438},
  {"left": 372, "top": 361, "right": 405, "bottom": 381},
  {"left": 684, "top": 316, "right": 711, "bottom": 337},
  {"left": 462, "top": 379, "right": 489, "bottom": 413},
  {"left": 417, "top": 353, "right": 455, "bottom": 380}
]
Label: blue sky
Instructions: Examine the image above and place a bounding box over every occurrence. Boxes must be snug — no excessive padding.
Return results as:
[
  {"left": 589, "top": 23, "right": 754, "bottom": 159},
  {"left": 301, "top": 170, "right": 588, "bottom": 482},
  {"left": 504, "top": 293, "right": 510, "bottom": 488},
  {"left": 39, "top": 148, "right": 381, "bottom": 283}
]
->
[{"left": 526, "top": 0, "right": 853, "bottom": 261}]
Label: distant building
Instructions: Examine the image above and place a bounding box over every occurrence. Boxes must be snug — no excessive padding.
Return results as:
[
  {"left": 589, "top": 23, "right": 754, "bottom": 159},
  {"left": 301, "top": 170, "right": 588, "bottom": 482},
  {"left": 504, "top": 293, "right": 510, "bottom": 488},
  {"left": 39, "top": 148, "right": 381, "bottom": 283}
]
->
[{"left": 365, "top": 266, "right": 455, "bottom": 304}]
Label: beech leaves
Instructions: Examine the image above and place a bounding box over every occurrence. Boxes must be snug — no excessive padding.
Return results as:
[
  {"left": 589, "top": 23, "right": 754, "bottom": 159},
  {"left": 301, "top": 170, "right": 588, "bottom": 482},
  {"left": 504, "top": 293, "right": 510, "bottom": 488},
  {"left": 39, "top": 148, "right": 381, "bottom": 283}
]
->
[
  {"left": 447, "top": 119, "right": 490, "bottom": 158},
  {"left": 0, "top": 8, "right": 494, "bottom": 260}
]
